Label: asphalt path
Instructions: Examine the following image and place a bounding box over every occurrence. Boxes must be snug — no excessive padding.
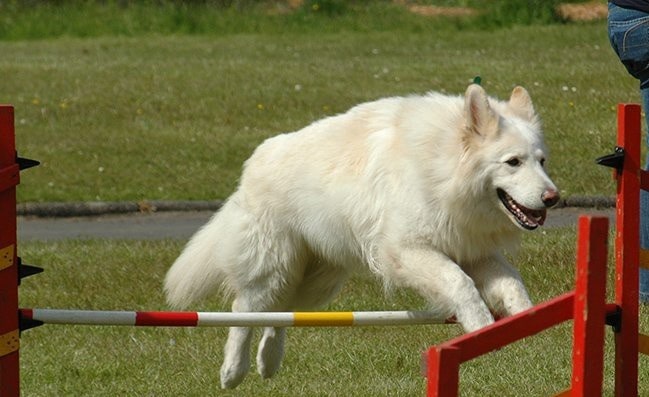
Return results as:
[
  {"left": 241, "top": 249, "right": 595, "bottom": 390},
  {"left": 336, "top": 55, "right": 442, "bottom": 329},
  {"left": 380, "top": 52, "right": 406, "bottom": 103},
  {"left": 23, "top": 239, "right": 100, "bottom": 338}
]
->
[{"left": 16, "top": 207, "right": 616, "bottom": 241}]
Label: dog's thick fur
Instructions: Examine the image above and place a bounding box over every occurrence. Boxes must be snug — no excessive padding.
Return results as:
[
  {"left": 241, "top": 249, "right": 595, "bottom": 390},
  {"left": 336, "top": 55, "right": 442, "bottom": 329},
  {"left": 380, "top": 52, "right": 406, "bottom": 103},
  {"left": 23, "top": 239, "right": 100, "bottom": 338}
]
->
[{"left": 164, "top": 84, "right": 559, "bottom": 389}]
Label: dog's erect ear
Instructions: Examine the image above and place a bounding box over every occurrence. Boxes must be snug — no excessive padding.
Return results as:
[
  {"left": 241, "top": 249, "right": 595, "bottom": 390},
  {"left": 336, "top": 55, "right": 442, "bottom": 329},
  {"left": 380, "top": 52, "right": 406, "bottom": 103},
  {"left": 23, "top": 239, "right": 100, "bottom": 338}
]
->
[
  {"left": 464, "top": 84, "right": 498, "bottom": 138},
  {"left": 508, "top": 86, "right": 536, "bottom": 121}
]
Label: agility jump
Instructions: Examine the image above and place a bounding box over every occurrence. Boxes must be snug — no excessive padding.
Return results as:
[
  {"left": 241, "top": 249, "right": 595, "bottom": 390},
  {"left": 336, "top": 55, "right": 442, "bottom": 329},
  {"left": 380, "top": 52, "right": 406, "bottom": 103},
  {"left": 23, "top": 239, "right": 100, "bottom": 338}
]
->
[
  {"left": 0, "top": 103, "right": 646, "bottom": 396},
  {"left": 425, "top": 103, "right": 648, "bottom": 397}
]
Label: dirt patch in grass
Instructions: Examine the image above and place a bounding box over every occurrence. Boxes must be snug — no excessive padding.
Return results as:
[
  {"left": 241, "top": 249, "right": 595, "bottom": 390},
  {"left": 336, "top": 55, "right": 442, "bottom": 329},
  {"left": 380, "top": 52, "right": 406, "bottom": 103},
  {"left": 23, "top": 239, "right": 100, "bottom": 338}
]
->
[
  {"left": 399, "top": 4, "right": 477, "bottom": 18},
  {"left": 556, "top": 2, "right": 608, "bottom": 22}
]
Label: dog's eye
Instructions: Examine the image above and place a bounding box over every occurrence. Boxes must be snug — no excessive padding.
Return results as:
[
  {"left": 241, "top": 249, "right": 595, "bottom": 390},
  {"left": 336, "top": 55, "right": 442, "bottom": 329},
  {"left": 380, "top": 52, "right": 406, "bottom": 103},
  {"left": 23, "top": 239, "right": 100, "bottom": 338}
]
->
[
  {"left": 505, "top": 158, "right": 521, "bottom": 167},
  {"left": 540, "top": 158, "right": 546, "bottom": 167}
]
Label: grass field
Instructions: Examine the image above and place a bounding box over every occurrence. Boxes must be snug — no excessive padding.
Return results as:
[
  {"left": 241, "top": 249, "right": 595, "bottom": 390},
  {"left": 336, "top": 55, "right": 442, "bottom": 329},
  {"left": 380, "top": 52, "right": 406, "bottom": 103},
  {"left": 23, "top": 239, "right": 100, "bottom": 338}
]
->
[
  {"left": 0, "top": 12, "right": 637, "bottom": 203},
  {"left": 7, "top": 2, "right": 649, "bottom": 396},
  {"left": 17, "top": 228, "right": 649, "bottom": 396},
  {"left": 0, "top": 1, "right": 573, "bottom": 40}
]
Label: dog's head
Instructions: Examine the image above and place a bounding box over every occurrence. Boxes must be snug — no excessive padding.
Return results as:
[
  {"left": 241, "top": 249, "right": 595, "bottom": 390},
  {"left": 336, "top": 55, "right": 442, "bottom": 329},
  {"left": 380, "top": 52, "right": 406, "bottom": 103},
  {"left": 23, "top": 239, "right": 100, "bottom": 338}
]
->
[{"left": 462, "top": 84, "right": 559, "bottom": 230}]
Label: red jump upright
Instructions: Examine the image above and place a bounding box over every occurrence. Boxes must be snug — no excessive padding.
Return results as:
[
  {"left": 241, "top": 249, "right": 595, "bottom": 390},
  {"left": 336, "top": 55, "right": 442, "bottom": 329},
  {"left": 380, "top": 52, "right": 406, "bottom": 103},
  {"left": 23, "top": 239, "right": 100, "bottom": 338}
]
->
[
  {"left": 0, "top": 105, "right": 21, "bottom": 397},
  {"left": 425, "top": 216, "right": 609, "bottom": 397},
  {"left": 612, "top": 103, "right": 642, "bottom": 397}
]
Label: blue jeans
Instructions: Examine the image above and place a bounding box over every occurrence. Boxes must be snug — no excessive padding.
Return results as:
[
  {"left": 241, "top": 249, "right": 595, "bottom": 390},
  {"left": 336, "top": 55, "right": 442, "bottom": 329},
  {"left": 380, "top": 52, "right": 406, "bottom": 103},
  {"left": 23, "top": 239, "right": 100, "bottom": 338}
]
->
[{"left": 608, "top": 3, "right": 649, "bottom": 302}]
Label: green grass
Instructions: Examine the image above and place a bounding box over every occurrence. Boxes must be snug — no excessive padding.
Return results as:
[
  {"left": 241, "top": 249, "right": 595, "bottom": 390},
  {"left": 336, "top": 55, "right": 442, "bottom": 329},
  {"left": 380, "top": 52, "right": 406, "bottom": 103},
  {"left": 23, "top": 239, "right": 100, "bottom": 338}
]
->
[
  {"left": 0, "top": 1, "right": 461, "bottom": 40},
  {"left": 2, "top": 21, "right": 635, "bottom": 203},
  {"left": 8, "top": 4, "right": 648, "bottom": 396},
  {"left": 0, "top": 0, "right": 583, "bottom": 41},
  {"left": 17, "top": 228, "right": 649, "bottom": 396}
]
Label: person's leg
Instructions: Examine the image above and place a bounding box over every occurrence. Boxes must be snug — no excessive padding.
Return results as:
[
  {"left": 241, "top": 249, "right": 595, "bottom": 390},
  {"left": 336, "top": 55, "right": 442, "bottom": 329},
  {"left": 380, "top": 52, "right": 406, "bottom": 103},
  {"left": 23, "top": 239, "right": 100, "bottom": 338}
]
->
[
  {"left": 609, "top": 3, "right": 649, "bottom": 303},
  {"left": 640, "top": 87, "right": 649, "bottom": 303}
]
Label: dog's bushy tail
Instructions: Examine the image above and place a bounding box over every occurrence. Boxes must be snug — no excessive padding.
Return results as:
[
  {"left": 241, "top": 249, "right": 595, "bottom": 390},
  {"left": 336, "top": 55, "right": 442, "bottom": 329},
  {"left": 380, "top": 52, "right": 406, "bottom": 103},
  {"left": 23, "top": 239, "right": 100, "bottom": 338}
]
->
[{"left": 164, "top": 203, "right": 235, "bottom": 309}]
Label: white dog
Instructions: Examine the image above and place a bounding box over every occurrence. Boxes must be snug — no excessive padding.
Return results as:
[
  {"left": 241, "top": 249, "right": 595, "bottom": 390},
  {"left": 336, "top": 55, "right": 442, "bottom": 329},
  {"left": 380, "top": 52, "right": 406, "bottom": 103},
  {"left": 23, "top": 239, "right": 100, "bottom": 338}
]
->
[{"left": 164, "top": 84, "right": 559, "bottom": 388}]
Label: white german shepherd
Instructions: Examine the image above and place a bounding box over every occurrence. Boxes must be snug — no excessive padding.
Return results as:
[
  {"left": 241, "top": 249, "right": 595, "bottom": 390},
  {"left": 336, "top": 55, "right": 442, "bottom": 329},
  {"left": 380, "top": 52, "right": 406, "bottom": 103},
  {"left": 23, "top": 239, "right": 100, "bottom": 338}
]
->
[{"left": 165, "top": 84, "right": 559, "bottom": 388}]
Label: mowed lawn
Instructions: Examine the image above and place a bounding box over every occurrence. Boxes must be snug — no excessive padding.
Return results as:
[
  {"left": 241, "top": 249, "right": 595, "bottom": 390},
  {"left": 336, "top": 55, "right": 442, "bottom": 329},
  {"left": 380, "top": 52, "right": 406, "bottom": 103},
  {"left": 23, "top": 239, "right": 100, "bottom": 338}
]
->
[
  {"left": 4, "top": 5, "right": 649, "bottom": 396},
  {"left": 17, "top": 228, "right": 649, "bottom": 396},
  {"left": 1, "top": 22, "right": 639, "bottom": 203}
]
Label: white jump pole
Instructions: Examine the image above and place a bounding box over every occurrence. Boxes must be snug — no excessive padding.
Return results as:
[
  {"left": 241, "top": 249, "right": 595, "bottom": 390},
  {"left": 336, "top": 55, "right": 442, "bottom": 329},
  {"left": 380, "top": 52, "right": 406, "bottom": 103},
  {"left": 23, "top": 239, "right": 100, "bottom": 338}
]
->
[{"left": 20, "top": 308, "right": 452, "bottom": 328}]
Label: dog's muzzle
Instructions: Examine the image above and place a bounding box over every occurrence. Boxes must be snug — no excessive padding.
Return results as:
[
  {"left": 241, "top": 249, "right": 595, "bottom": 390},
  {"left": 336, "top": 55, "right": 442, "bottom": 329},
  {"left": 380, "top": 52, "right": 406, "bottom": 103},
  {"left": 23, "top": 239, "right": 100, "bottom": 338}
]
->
[{"left": 497, "top": 188, "right": 550, "bottom": 230}]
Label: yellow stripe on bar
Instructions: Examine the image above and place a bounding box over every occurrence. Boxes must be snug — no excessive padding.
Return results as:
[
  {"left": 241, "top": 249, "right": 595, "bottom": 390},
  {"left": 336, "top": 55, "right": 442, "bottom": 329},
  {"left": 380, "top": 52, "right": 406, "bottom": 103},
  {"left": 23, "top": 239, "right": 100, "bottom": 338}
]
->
[
  {"left": 293, "top": 312, "right": 354, "bottom": 326},
  {"left": 0, "top": 244, "right": 14, "bottom": 271},
  {"left": 640, "top": 249, "right": 649, "bottom": 270},
  {"left": 0, "top": 329, "right": 19, "bottom": 357},
  {"left": 639, "top": 333, "right": 649, "bottom": 356}
]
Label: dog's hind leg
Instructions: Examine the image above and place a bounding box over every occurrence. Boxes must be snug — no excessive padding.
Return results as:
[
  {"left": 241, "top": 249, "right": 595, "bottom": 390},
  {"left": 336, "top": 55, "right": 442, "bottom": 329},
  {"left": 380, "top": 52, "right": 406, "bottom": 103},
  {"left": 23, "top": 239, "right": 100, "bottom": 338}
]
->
[
  {"left": 220, "top": 228, "right": 309, "bottom": 388},
  {"left": 256, "top": 261, "right": 339, "bottom": 379},
  {"left": 255, "top": 258, "right": 317, "bottom": 380},
  {"left": 220, "top": 298, "right": 255, "bottom": 389},
  {"left": 221, "top": 294, "right": 291, "bottom": 388},
  {"left": 256, "top": 261, "right": 349, "bottom": 380},
  {"left": 257, "top": 326, "right": 286, "bottom": 379},
  {"left": 220, "top": 333, "right": 250, "bottom": 387},
  {"left": 291, "top": 262, "right": 351, "bottom": 310}
]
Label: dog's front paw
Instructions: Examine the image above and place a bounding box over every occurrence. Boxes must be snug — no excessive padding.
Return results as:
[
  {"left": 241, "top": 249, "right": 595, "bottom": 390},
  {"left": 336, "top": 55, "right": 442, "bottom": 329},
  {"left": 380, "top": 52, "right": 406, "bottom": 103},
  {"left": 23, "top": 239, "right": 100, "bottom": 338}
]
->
[
  {"left": 501, "top": 283, "right": 533, "bottom": 316},
  {"left": 457, "top": 305, "right": 495, "bottom": 333}
]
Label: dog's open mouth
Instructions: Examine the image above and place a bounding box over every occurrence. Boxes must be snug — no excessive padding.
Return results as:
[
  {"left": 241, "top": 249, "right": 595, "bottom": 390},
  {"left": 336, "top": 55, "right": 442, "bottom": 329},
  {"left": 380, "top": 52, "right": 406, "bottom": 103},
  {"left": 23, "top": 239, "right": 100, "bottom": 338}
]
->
[{"left": 497, "top": 188, "right": 546, "bottom": 230}]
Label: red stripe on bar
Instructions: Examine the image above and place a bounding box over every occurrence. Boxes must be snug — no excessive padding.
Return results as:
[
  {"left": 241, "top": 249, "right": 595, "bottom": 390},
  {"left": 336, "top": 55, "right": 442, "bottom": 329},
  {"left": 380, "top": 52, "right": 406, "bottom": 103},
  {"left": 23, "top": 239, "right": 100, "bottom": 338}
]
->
[
  {"left": 135, "top": 311, "right": 198, "bottom": 327},
  {"left": 19, "top": 309, "right": 32, "bottom": 320}
]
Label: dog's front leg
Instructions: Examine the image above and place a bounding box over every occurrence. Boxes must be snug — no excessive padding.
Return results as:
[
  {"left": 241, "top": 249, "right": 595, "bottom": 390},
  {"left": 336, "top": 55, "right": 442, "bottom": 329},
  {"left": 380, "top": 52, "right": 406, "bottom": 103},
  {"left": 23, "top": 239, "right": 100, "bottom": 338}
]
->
[
  {"left": 465, "top": 253, "right": 533, "bottom": 318},
  {"left": 393, "top": 248, "right": 494, "bottom": 333}
]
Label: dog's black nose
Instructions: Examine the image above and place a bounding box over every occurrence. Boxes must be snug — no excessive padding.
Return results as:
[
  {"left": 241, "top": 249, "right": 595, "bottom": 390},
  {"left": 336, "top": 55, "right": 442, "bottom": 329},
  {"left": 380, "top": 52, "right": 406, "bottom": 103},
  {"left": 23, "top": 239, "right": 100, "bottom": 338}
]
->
[{"left": 542, "top": 189, "right": 560, "bottom": 207}]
